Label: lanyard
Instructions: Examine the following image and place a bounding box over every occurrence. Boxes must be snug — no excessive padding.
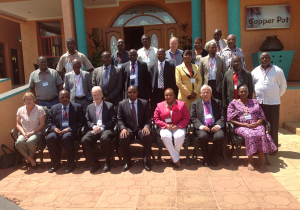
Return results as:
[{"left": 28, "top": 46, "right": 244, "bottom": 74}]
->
[
  {"left": 95, "top": 102, "right": 103, "bottom": 119},
  {"left": 195, "top": 49, "right": 202, "bottom": 56},
  {"left": 202, "top": 101, "right": 211, "bottom": 114},
  {"left": 165, "top": 101, "right": 175, "bottom": 118},
  {"left": 159, "top": 62, "right": 164, "bottom": 70},
  {"left": 67, "top": 51, "right": 78, "bottom": 63},
  {"left": 145, "top": 49, "right": 151, "bottom": 59},
  {"left": 185, "top": 65, "right": 194, "bottom": 77},
  {"left": 260, "top": 66, "right": 272, "bottom": 78},
  {"left": 131, "top": 62, "right": 138, "bottom": 74},
  {"left": 61, "top": 108, "right": 69, "bottom": 121},
  {"left": 233, "top": 69, "right": 241, "bottom": 83},
  {"left": 40, "top": 72, "right": 48, "bottom": 81},
  {"left": 118, "top": 53, "right": 125, "bottom": 62},
  {"left": 169, "top": 52, "right": 178, "bottom": 62},
  {"left": 74, "top": 74, "right": 81, "bottom": 86},
  {"left": 209, "top": 58, "right": 216, "bottom": 70}
]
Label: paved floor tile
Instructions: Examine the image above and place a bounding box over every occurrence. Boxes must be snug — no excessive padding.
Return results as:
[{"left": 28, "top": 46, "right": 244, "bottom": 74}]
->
[
  {"left": 95, "top": 190, "right": 139, "bottom": 208},
  {"left": 0, "top": 191, "right": 35, "bottom": 205},
  {"left": 57, "top": 191, "right": 103, "bottom": 208},
  {"left": 215, "top": 191, "right": 260, "bottom": 209},
  {"left": 6, "top": 177, "right": 50, "bottom": 192},
  {"left": 20, "top": 191, "right": 68, "bottom": 208},
  {"left": 244, "top": 177, "right": 288, "bottom": 192},
  {"left": 210, "top": 177, "right": 250, "bottom": 191},
  {"left": 175, "top": 165, "right": 208, "bottom": 177},
  {"left": 176, "top": 191, "right": 218, "bottom": 209},
  {"left": 106, "top": 176, "right": 143, "bottom": 190},
  {"left": 141, "top": 174, "right": 175, "bottom": 191},
  {"left": 136, "top": 190, "right": 176, "bottom": 208},
  {"left": 207, "top": 167, "right": 241, "bottom": 177},
  {"left": 176, "top": 176, "right": 212, "bottom": 191},
  {"left": 72, "top": 177, "right": 112, "bottom": 191},
  {"left": 0, "top": 178, "right": 20, "bottom": 191},
  {"left": 39, "top": 178, "right": 79, "bottom": 191},
  {"left": 269, "top": 176, "right": 300, "bottom": 191}
]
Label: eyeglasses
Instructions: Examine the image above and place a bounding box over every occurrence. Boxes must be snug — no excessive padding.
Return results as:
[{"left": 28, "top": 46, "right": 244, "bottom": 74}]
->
[{"left": 201, "top": 92, "right": 211, "bottom": 95}]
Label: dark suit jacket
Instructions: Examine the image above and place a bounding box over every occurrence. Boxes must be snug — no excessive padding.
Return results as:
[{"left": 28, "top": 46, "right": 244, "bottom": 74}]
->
[
  {"left": 92, "top": 65, "right": 122, "bottom": 106},
  {"left": 190, "top": 98, "right": 224, "bottom": 130},
  {"left": 117, "top": 98, "right": 151, "bottom": 133},
  {"left": 64, "top": 71, "right": 92, "bottom": 102},
  {"left": 47, "top": 102, "right": 86, "bottom": 134},
  {"left": 222, "top": 69, "right": 253, "bottom": 107},
  {"left": 85, "top": 101, "right": 116, "bottom": 131},
  {"left": 191, "top": 49, "right": 209, "bottom": 64},
  {"left": 121, "top": 60, "right": 149, "bottom": 100},
  {"left": 149, "top": 60, "right": 178, "bottom": 98}
]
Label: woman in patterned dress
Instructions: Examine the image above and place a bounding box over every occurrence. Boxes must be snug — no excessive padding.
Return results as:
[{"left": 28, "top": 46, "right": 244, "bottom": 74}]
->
[
  {"left": 16, "top": 92, "right": 46, "bottom": 168},
  {"left": 227, "top": 84, "right": 277, "bottom": 171}
]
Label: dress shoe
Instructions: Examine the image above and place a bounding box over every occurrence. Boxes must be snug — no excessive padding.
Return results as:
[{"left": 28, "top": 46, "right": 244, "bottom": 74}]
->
[
  {"left": 122, "top": 163, "right": 132, "bottom": 172},
  {"left": 210, "top": 161, "right": 218, "bottom": 167},
  {"left": 270, "top": 150, "right": 278, "bottom": 156},
  {"left": 90, "top": 161, "right": 100, "bottom": 174},
  {"left": 102, "top": 163, "right": 111, "bottom": 173},
  {"left": 32, "top": 164, "right": 38, "bottom": 169},
  {"left": 48, "top": 163, "right": 61, "bottom": 173},
  {"left": 143, "top": 162, "right": 151, "bottom": 171},
  {"left": 202, "top": 162, "right": 210, "bottom": 167},
  {"left": 65, "top": 163, "right": 75, "bottom": 173}
]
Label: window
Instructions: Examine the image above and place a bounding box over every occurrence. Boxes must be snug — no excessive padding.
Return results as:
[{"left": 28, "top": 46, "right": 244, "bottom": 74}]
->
[
  {"left": 170, "top": 32, "right": 174, "bottom": 39},
  {"left": 151, "top": 34, "right": 158, "bottom": 49},
  {"left": 38, "top": 21, "right": 63, "bottom": 69},
  {"left": 110, "top": 36, "right": 118, "bottom": 54},
  {"left": 0, "top": 43, "right": 6, "bottom": 78},
  {"left": 113, "top": 4, "right": 176, "bottom": 27}
]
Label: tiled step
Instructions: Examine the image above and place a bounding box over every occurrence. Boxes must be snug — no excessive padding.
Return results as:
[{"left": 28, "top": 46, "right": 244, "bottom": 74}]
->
[{"left": 283, "top": 121, "right": 300, "bottom": 136}]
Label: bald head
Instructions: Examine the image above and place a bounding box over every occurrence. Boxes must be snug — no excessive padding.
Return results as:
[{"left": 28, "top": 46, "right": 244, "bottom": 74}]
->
[
  {"left": 117, "top": 39, "right": 125, "bottom": 51},
  {"left": 129, "top": 49, "right": 138, "bottom": 62},
  {"left": 170, "top": 37, "right": 179, "bottom": 52},
  {"left": 260, "top": 52, "right": 271, "bottom": 69},
  {"left": 91, "top": 86, "right": 103, "bottom": 105},
  {"left": 232, "top": 55, "right": 242, "bottom": 71},
  {"left": 213, "top": 29, "right": 222, "bottom": 41},
  {"left": 208, "top": 42, "right": 217, "bottom": 56},
  {"left": 72, "top": 59, "right": 81, "bottom": 75},
  {"left": 227, "top": 34, "right": 236, "bottom": 49},
  {"left": 37, "top": 56, "right": 47, "bottom": 71}
]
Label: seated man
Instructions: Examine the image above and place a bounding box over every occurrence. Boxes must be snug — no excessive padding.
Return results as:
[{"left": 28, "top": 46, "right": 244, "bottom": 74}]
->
[
  {"left": 64, "top": 59, "right": 93, "bottom": 110},
  {"left": 190, "top": 85, "right": 225, "bottom": 167},
  {"left": 81, "top": 86, "right": 116, "bottom": 173},
  {"left": 117, "top": 86, "right": 152, "bottom": 172},
  {"left": 46, "top": 90, "right": 86, "bottom": 173}
]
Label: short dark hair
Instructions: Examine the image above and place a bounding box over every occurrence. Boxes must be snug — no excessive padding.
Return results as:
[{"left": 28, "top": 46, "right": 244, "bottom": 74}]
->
[
  {"left": 66, "top": 38, "right": 75, "bottom": 44},
  {"left": 141, "top": 34, "right": 150, "bottom": 40},
  {"left": 182, "top": 50, "right": 192, "bottom": 58},
  {"left": 194, "top": 37, "right": 202, "bottom": 43},
  {"left": 238, "top": 83, "right": 248, "bottom": 91}
]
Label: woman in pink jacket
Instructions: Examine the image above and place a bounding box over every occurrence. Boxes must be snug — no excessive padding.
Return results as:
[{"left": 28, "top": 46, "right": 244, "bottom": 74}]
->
[{"left": 153, "top": 88, "right": 190, "bottom": 167}]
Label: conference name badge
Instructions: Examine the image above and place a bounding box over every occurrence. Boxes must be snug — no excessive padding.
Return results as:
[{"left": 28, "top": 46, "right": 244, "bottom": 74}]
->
[
  {"left": 130, "top": 75, "right": 136, "bottom": 79},
  {"left": 190, "top": 78, "right": 195, "bottom": 83},
  {"left": 165, "top": 118, "right": 172, "bottom": 123},
  {"left": 206, "top": 114, "right": 212, "bottom": 119},
  {"left": 42, "top": 82, "right": 48, "bottom": 86},
  {"left": 245, "top": 115, "right": 252, "bottom": 120}
]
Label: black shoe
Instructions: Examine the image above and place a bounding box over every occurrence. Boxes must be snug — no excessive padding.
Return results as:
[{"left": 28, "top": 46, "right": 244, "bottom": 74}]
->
[
  {"left": 210, "top": 161, "right": 218, "bottom": 167},
  {"left": 90, "top": 161, "right": 100, "bottom": 174},
  {"left": 65, "top": 163, "right": 75, "bottom": 174},
  {"left": 270, "top": 150, "right": 278, "bottom": 156},
  {"left": 48, "top": 162, "right": 61, "bottom": 173},
  {"left": 103, "top": 163, "right": 111, "bottom": 173},
  {"left": 32, "top": 164, "right": 38, "bottom": 169},
  {"left": 202, "top": 162, "right": 210, "bottom": 167},
  {"left": 122, "top": 163, "right": 132, "bottom": 172},
  {"left": 143, "top": 162, "right": 151, "bottom": 171}
]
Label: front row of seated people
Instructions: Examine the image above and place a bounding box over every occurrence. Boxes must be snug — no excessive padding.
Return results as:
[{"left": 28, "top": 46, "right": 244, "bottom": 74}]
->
[{"left": 15, "top": 84, "right": 277, "bottom": 173}]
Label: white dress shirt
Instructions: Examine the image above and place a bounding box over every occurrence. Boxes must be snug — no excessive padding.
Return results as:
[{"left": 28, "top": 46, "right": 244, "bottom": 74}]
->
[
  {"left": 251, "top": 64, "right": 287, "bottom": 105},
  {"left": 129, "top": 99, "right": 138, "bottom": 126},
  {"left": 137, "top": 46, "right": 158, "bottom": 69},
  {"left": 130, "top": 61, "right": 138, "bottom": 86},
  {"left": 208, "top": 55, "right": 217, "bottom": 80},
  {"left": 199, "top": 100, "right": 221, "bottom": 130},
  {"left": 157, "top": 60, "right": 165, "bottom": 88},
  {"left": 93, "top": 101, "right": 104, "bottom": 130},
  {"left": 74, "top": 71, "right": 85, "bottom": 97},
  {"left": 61, "top": 103, "right": 70, "bottom": 129}
]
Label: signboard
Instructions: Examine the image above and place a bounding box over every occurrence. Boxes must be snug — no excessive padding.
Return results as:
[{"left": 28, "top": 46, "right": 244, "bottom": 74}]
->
[{"left": 246, "top": 4, "right": 290, "bottom": 30}]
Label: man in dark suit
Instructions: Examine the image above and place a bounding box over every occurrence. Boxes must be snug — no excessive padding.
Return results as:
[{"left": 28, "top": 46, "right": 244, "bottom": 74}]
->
[
  {"left": 93, "top": 51, "right": 122, "bottom": 107},
  {"left": 64, "top": 59, "right": 93, "bottom": 110},
  {"left": 81, "top": 86, "right": 116, "bottom": 173},
  {"left": 149, "top": 48, "right": 178, "bottom": 115},
  {"left": 46, "top": 90, "right": 86, "bottom": 173},
  {"left": 222, "top": 55, "right": 253, "bottom": 113},
  {"left": 190, "top": 85, "right": 225, "bottom": 167},
  {"left": 121, "top": 49, "right": 149, "bottom": 101},
  {"left": 117, "top": 86, "right": 152, "bottom": 172},
  {"left": 199, "top": 42, "right": 227, "bottom": 101}
]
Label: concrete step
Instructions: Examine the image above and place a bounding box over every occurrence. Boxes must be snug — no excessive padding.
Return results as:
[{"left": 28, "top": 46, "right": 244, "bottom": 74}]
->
[{"left": 283, "top": 122, "right": 300, "bottom": 136}]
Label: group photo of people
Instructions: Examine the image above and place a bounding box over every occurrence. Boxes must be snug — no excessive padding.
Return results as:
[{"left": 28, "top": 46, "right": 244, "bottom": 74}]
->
[{"left": 16, "top": 28, "right": 287, "bottom": 175}]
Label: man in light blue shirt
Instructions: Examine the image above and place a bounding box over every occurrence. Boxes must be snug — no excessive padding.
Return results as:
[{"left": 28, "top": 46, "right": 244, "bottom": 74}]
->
[{"left": 165, "top": 37, "right": 183, "bottom": 66}]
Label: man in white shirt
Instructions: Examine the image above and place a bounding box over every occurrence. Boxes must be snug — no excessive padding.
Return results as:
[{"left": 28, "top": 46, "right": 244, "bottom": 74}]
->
[
  {"left": 64, "top": 59, "right": 93, "bottom": 110},
  {"left": 204, "top": 29, "right": 227, "bottom": 53},
  {"left": 137, "top": 34, "right": 158, "bottom": 70},
  {"left": 251, "top": 52, "right": 287, "bottom": 154}
]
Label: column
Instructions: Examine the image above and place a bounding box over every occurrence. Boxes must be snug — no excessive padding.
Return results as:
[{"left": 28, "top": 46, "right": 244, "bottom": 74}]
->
[
  {"left": 61, "top": 0, "right": 76, "bottom": 53},
  {"left": 228, "top": 0, "right": 241, "bottom": 47},
  {"left": 191, "top": 0, "right": 202, "bottom": 46},
  {"left": 73, "top": 0, "right": 88, "bottom": 57}
]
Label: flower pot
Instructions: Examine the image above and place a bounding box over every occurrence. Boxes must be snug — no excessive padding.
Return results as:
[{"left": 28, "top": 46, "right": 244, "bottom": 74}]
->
[{"left": 260, "top": 36, "right": 284, "bottom": 51}]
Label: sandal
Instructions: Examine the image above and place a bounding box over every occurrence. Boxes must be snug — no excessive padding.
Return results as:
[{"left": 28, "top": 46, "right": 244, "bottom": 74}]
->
[
  {"left": 248, "top": 162, "right": 255, "bottom": 171},
  {"left": 259, "top": 161, "right": 266, "bottom": 171}
]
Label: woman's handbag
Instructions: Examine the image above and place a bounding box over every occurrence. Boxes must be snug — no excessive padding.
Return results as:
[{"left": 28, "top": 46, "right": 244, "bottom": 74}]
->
[{"left": 0, "top": 144, "right": 19, "bottom": 169}]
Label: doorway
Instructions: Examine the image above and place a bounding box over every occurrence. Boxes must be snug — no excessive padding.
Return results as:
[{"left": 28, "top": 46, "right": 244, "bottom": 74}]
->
[
  {"left": 124, "top": 27, "right": 144, "bottom": 51},
  {"left": 11, "top": 49, "right": 20, "bottom": 84}
]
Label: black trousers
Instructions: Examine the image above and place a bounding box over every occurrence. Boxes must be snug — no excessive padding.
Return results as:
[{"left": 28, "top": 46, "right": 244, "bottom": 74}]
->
[
  {"left": 75, "top": 96, "right": 92, "bottom": 111},
  {"left": 196, "top": 128, "right": 225, "bottom": 162},
  {"left": 151, "top": 89, "right": 165, "bottom": 116},
  {"left": 261, "top": 104, "right": 280, "bottom": 148},
  {"left": 120, "top": 129, "right": 153, "bottom": 165},
  {"left": 46, "top": 132, "right": 75, "bottom": 166},
  {"left": 208, "top": 80, "right": 222, "bottom": 101},
  {"left": 81, "top": 130, "right": 114, "bottom": 164}
]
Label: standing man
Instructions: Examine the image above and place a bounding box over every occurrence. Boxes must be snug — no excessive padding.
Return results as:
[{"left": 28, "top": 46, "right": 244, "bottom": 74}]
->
[
  {"left": 190, "top": 85, "right": 225, "bottom": 167},
  {"left": 29, "top": 56, "right": 63, "bottom": 109},
  {"left": 137, "top": 34, "right": 158, "bottom": 69},
  {"left": 149, "top": 48, "right": 178, "bottom": 115},
  {"left": 111, "top": 39, "right": 129, "bottom": 68},
  {"left": 199, "top": 43, "right": 226, "bottom": 101},
  {"left": 81, "top": 87, "right": 116, "bottom": 173},
  {"left": 220, "top": 34, "right": 246, "bottom": 71},
  {"left": 252, "top": 52, "right": 287, "bottom": 153},
  {"left": 222, "top": 56, "right": 253, "bottom": 114},
  {"left": 64, "top": 59, "right": 92, "bottom": 110},
  {"left": 56, "top": 38, "right": 94, "bottom": 76},
  {"left": 122, "top": 49, "right": 149, "bottom": 101},
  {"left": 204, "top": 29, "right": 227, "bottom": 53},
  {"left": 46, "top": 90, "right": 86, "bottom": 173},
  {"left": 93, "top": 51, "right": 122, "bottom": 107},
  {"left": 118, "top": 86, "right": 152, "bottom": 172},
  {"left": 165, "top": 37, "right": 183, "bottom": 66}
]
